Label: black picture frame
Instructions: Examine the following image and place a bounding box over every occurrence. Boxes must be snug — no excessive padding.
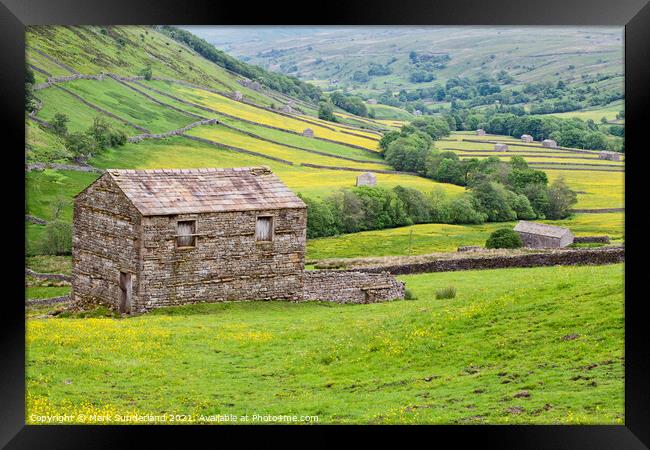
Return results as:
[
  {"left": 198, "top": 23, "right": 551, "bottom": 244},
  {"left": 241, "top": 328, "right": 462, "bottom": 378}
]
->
[{"left": 2, "top": 0, "right": 648, "bottom": 447}]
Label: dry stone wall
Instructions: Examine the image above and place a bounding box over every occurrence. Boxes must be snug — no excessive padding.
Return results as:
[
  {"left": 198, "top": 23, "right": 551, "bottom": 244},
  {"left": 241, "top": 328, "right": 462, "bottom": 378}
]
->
[
  {"left": 359, "top": 247, "right": 624, "bottom": 275},
  {"left": 574, "top": 236, "right": 611, "bottom": 243},
  {"left": 302, "top": 270, "right": 405, "bottom": 303},
  {"left": 300, "top": 162, "right": 417, "bottom": 176},
  {"left": 128, "top": 119, "right": 218, "bottom": 143}
]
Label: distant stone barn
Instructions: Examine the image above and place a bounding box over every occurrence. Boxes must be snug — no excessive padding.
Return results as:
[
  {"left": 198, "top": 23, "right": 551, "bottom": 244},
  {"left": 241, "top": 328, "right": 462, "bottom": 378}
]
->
[
  {"left": 356, "top": 172, "right": 377, "bottom": 187},
  {"left": 542, "top": 139, "right": 558, "bottom": 148},
  {"left": 72, "top": 167, "right": 308, "bottom": 313},
  {"left": 302, "top": 128, "right": 314, "bottom": 138},
  {"left": 599, "top": 151, "right": 621, "bottom": 161},
  {"left": 494, "top": 143, "right": 509, "bottom": 151},
  {"left": 514, "top": 221, "right": 574, "bottom": 249},
  {"left": 476, "top": 129, "right": 486, "bottom": 136},
  {"left": 521, "top": 134, "right": 534, "bottom": 143}
]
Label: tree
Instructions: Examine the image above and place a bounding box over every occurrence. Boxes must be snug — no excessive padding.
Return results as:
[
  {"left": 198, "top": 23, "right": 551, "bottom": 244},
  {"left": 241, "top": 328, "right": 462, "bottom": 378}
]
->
[
  {"left": 410, "top": 70, "right": 435, "bottom": 83},
  {"left": 88, "top": 116, "right": 112, "bottom": 149},
  {"left": 546, "top": 177, "right": 578, "bottom": 219},
  {"left": 318, "top": 101, "right": 337, "bottom": 122},
  {"left": 352, "top": 71, "right": 369, "bottom": 83},
  {"left": 485, "top": 228, "right": 522, "bottom": 249},
  {"left": 522, "top": 183, "right": 550, "bottom": 219},
  {"left": 509, "top": 156, "right": 529, "bottom": 171},
  {"left": 470, "top": 181, "right": 517, "bottom": 222},
  {"left": 393, "top": 186, "right": 431, "bottom": 224},
  {"left": 431, "top": 158, "right": 464, "bottom": 185},
  {"left": 40, "top": 221, "right": 72, "bottom": 255},
  {"left": 25, "top": 64, "right": 36, "bottom": 112},
  {"left": 507, "top": 191, "right": 536, "bottom": 219},
  {"left": 51, "top": 113, "right": 69, "bottom": 136},
  {"left": 300, "top": 194, "right": 339, "bottom": 238},
  {"left": 384, "top": 135, "right": 431, "bottom": 174},
  {"left": 139, "top": 64, "right": 153, "bottom": 80},
  {"left": 448, "top": 197, "right": 487, "bottom": 224},
  {"left": 378, "top": 131, "right": 401, "bottom": 152},
  {"left": 65, "top": 132, "right": 95, "bottom": 158},
  {"left": 507, "top": 168, "right": 547, "bottom": 193}
]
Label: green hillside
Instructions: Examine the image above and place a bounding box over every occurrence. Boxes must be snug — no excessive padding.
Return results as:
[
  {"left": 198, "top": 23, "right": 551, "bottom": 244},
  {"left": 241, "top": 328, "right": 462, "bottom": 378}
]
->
[
  {"left": 213, "top": 27, "right": 623, "bottom": 120},
  {"left": 25, "top": 26, "right": 624, "bottom": 257}
]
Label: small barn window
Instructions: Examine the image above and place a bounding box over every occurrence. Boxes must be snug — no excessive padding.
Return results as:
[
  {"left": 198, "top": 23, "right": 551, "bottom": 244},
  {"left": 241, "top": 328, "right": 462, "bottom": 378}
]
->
[
  {"left": 177, "top": 220, "right": 196, "bottom": 247},
  {"left": 256, "top": 216, "right": 273, "bottom": 241}
]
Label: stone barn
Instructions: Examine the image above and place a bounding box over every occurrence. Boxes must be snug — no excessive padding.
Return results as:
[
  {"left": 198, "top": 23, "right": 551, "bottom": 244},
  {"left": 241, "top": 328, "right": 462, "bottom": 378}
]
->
[
  {"left": 542, "top": 139, "right": 558, "bottom": 148},
  {"left": 514, "top": 221, "right": 574, "bottom": 249},
  {"left": 302, "top": 128, "right": 314, "bottom": 138},
  {"left": 476, "top": 129, "right": 486, "bottom": 136},
  {"left": 232, "top": 91, "right": 243, "bottom": 101},
  {"left": 72, "top": 167, "right": 403, "bottom": 313},
  {"left": 494, "top": 143, "right": 509, "bottom": 151},
  {"left": 599, "top": 151, "right": 621, "bottom": 161},
  {"left": 356, "top": 172, "right": 377, "bottom": 187},
  {"left": 521, "top": 134, "right": 534, "bottom": 143},
  {"left": 367, "top": 99, "right": 378, "bottom": 105},
  {"left": 72, "top": 167, "right": 307, "bottom": 313}
]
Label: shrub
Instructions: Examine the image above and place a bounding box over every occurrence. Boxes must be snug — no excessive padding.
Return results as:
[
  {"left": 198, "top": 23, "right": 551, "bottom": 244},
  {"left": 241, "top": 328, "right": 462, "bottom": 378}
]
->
[
  {"left": 435, "top": 286, "right": 456, "bottom": 299},
  {"left": 40, "top": 221, "right": 72, "bottom": 255},
  {"left": 139, "top": 64, "right": 153, "bottom": 80},
  {"left": 51, "top": 113, "right": 69, "bottom": 137},
  {"left": 485, "top": 228, "right": 523, "bottom": 249},
  {"left": 404, "top": 289, "right": 417, "bottom": 300}
]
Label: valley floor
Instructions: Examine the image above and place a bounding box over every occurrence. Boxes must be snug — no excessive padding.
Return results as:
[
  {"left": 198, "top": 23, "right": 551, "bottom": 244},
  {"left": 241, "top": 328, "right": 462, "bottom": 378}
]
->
[{"left": 26, "top": 264, "right": 624, "bottom": 425}]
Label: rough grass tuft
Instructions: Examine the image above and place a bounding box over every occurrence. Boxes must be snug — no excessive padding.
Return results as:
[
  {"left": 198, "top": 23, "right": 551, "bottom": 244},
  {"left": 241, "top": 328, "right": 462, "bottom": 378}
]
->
[{"left": 435, "top": 286, "right": 457, "bottom": 299}]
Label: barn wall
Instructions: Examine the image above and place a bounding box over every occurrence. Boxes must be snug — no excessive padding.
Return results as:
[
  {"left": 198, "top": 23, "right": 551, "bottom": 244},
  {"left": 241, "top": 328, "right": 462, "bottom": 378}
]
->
[
  {"left": 71, "top": 174, "right": 142, "bottom": 310},
  {"left": 559, "top": 233, "right": 575, "bottom": 247},
  {"left": 137, "top": 207, "right": 307, "bottom": 311},
  {"left": 516, "top": 231, "right": 561, "bottom": 248}
]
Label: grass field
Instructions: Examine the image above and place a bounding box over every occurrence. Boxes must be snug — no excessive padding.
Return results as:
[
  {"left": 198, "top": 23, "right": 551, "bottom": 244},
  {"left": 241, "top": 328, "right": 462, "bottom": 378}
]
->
[
  {"left": 27, "top": 26, "right": 272, "bottom": 105},
  {"left": 33, "top": 86, "right": 137, "bottom": 135},
  {"left": 306, "top": 213, "right": 623, "bottom": 260},
  {"left": 60, "top": 78, "right": 197, "bottom": 133},
  {"left": 25, "top": 263, "right": 624, "bottom": 424},
  {"left": 546, "top": 100, "right": 624, "bottom": 122},
  {"left": 546, "top": 171, "right": 624, "bottom": 210},
  {"left": 148, "top": 80, "right": 381, "bottom": 150},
  {"left": 218, "top": 117, "right": 385, "bottom": 162},
  {"left": 440, "top": 133, "right": 625, "bottom": 210},
  {"left": 186, "top": 124, "right": 387, "bottom": 170},
  {"left": 26, "top": 120, "right": 70, "bottom": 163}
]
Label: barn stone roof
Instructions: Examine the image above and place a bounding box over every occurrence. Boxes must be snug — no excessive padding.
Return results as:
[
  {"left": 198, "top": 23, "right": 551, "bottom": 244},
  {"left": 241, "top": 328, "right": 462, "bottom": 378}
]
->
[
  {"left": 104, "top": 167, "right": 306, "bottom": 216},
  {"left": 514, "top": 221, "right": 572, "bottom": 238}
]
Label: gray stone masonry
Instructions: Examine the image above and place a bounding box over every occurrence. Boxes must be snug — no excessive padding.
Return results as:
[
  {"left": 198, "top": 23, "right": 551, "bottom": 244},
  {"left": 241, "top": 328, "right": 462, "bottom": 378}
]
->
[{"left": 302, "top": 271, "right": 405, "bottom": 304}]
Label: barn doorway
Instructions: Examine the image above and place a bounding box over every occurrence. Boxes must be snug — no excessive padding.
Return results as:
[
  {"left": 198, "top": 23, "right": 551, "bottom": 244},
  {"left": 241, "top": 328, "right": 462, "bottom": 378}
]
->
[{"left": 119, "top": 272, "right": 132, "bottom": 314}]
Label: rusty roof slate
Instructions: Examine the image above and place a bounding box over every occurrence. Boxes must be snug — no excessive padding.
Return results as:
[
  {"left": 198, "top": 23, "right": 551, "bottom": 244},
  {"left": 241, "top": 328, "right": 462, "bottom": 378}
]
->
[
  {"left": 106, "top": 167, "right": 306, "bottom": 216},
  {"left": 514, "top": 221, "right": 573, "bottom": 238}
]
